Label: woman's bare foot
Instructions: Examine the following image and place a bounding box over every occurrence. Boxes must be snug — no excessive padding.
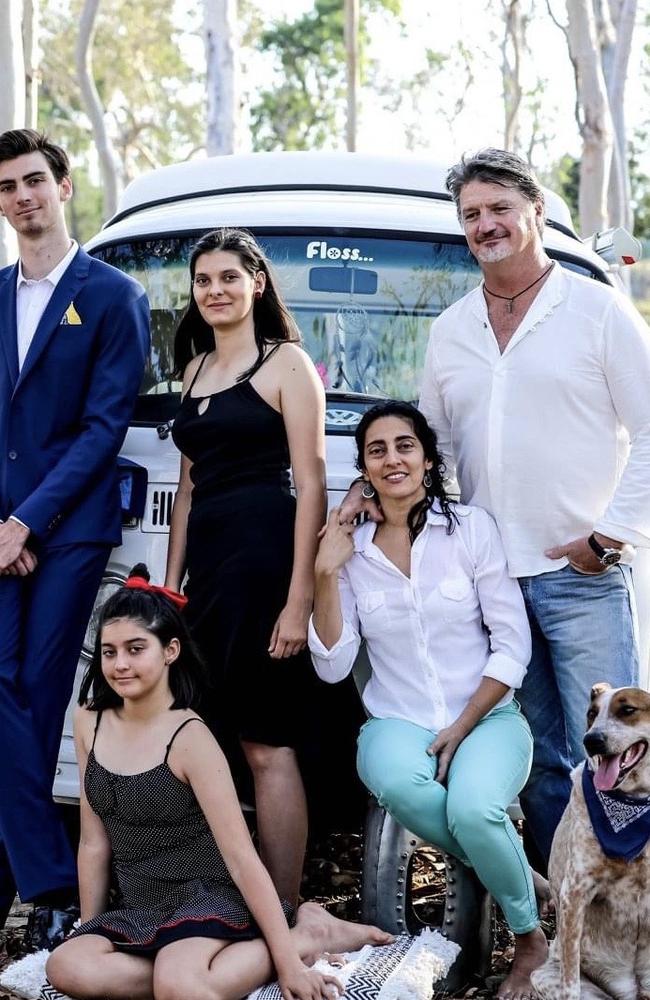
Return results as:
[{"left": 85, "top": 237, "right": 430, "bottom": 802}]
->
[
  {"left": 531, "top": 869, "right": 555, "bottom": 919},
  {"left": 296, "top": 902, "right": 394, "bottom": 955},
  {"left": 497, "top": 926, "right": 548, "bottom": 1000}
]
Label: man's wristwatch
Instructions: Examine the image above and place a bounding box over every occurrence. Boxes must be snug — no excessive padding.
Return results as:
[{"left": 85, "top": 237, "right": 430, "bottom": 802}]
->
[{"left": 587, "top": 533, "right": 622, "bottom": 567}]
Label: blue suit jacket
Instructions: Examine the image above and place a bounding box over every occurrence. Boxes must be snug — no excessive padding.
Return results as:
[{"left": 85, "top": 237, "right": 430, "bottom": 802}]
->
[{"left": 0, "top": 247, "right": 149, "bottom": 547}]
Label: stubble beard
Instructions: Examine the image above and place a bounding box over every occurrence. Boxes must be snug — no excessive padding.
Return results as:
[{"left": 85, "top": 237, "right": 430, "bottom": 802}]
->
[{"left": 475, "top": 241, "right": 513, "bottom": 264}]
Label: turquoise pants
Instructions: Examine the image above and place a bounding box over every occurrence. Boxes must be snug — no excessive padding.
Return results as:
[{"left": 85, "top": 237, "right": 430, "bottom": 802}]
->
[{"left": 357, "top": 703, "right": 539, "bottom": 934}]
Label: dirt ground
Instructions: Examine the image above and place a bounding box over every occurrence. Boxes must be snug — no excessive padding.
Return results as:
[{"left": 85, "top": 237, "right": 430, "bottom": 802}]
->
[{"left": 0, "top": 832, "right": 555, "bottom": 1000}]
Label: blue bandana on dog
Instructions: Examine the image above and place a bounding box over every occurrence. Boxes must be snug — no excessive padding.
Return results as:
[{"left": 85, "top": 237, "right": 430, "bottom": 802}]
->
[{"left": 582, "top": 765, "right": 650, "bottom": 861}]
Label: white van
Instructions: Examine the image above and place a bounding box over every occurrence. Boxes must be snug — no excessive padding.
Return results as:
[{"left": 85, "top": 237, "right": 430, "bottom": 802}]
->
[{"left": 54, "top": 151, "right": 646, "bottom": 800}]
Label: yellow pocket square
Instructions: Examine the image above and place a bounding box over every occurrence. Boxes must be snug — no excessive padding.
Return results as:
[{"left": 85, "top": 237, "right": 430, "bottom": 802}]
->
[{"left": 61, "top": 303, "right": 82, "bottom": 325}]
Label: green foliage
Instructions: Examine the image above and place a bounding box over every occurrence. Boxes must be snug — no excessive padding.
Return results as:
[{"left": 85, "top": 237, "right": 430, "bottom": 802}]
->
[
  {"left": 540, "top": 154, "right": 580, "bottom": 230},
  {"left": 249, "top": 0, "right": 402, "bottom": 151},
  {"left": 630, "top": 131, "right": 650, "bottom": 240},
  {"left": 38, "top": 0, "right": 204, "bottom": 239}
]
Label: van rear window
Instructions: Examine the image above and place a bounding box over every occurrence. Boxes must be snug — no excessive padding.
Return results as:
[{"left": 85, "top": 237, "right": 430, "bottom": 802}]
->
[{"left": 94, "top": 233, "right": 600, "bottom": 428}]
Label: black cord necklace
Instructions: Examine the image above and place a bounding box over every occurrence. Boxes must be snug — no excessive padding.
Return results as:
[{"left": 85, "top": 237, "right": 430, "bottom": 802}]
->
[{"left": 483, "top": 261, "right": 554, "bottom": 313}]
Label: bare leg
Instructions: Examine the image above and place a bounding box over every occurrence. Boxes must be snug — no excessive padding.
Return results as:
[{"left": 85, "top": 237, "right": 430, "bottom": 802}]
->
[
  {"left": 497, "top": 926, "right": 548, "bottom": 1000},
  {"left": 153, "top": 903, "right": 393, "bottom": 1000},
  {"left": 46, "top": 934, "right": 153, "bottom": 1000},
  {"left": 242, "top": 741, "right": 307, "bottom": 908}
]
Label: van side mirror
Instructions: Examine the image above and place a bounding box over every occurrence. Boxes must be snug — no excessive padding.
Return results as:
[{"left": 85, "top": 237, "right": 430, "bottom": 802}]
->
[{"left": 583, "top": 227, "right": 642, "bottom": 266}]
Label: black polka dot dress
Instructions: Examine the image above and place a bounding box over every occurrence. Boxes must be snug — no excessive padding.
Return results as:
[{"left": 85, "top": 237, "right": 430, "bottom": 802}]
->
[{"left": 70, "top": 716, "right": 293, "bottom": 954}]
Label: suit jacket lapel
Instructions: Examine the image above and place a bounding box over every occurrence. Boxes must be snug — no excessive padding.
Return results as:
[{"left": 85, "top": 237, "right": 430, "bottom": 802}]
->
[
  {"left": 14, "top": 247, "right": 91, "bottom": 392},
  {"left": 0, "top": 265, "right": 20, "bottom": 389}
]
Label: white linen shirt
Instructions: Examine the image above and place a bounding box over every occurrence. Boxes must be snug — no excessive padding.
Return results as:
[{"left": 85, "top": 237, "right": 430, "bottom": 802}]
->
[
  {"left": 308, "top": 505, "right": 531, "bottom": 732},
  {"left": 419, "top": 265, "right": 650, "bottom": 578},
  {"left": 16, "top": 241, "right": 78, "bottom": 370}
]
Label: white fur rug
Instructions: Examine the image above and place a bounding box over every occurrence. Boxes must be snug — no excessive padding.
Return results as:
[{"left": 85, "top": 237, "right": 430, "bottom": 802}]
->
[{"left": 0, "top": 929, "right": 459, "bottom": 1000}]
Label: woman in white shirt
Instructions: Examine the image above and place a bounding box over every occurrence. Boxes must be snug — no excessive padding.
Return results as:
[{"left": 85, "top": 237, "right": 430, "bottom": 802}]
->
[{"left": 309, "top": 400, "right": 547, "bottom": 1000}]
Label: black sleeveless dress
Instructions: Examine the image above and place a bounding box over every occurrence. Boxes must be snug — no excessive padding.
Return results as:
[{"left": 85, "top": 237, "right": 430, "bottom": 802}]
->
[
  {"left": 71, "top": 716, "right": 292, "bottom": 953},
  {"left": 171, "top": 350, "right": 364, "bottom": 828}
]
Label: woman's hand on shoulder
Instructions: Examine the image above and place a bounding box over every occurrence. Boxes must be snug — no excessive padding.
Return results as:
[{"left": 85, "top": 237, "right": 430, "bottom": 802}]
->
[
  {"left": 278, "top": 958, "right": 342, "bottom": 1000},
  {"left": 315, "top": 508, "right": 355, "bottom": 579}
]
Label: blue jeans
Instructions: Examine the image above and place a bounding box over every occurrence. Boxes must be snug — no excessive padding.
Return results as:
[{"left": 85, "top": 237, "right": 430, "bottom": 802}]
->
[
  {"left": 357, "top": 706, "right": 539, "bottom": 934},
  {"left": 517, "top": 563, "right": 638, "bottom": 863}
]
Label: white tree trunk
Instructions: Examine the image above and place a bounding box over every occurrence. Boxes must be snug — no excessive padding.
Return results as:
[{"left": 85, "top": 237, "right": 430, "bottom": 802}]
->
[
  {"left": 22, "top": 0, "right": 39, "bottom": 129},
  {"left": 603, "top": 0, "right": 636, "bottom": 230},
  {"left": 0, "top": 0, "right": 25, "bottom": 266},
  {"left": 566, "top": 0, "right": 614, "bottom": 235},
  {"left": 75, "top": 0, "right": 121, "bottom": 219},
  {"left": 345, "top": 0, "right": 360, "bottom": 152},
  {"left": 204, "top": 0, "right": 238, "bottom": 156},
  {"left": 501, "top": 0, "right": 525, "bottom": 152}
]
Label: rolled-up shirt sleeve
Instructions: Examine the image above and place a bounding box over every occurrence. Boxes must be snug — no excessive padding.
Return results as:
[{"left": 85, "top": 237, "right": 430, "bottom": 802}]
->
[
  {"left": 594, "top": 294, "right": 650, "bottom": 547},
  {"left": 470, "top": 507, "right": 532, "bottom": 689},
  {"left": 308, "top": 567, "right": 362, "bottom": 683}
]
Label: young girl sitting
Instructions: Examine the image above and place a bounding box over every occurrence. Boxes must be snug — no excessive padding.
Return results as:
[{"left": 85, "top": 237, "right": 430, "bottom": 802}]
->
[{"left": 46, "top": 570, "right": 390, "bottom": 1000}]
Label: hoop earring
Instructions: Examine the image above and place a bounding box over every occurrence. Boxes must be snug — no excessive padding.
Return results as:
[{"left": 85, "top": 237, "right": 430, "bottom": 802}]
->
[
  {"left": 361, "top": 481, "right": 376, "bottom": 500},
  {"left": 423, "top": 471, "right": 432, "bottom": 488}
]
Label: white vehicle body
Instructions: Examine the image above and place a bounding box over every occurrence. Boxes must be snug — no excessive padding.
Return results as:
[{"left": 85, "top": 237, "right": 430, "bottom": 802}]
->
[{"left": 54, "top": 152, "right": 649, "bottom": 800}]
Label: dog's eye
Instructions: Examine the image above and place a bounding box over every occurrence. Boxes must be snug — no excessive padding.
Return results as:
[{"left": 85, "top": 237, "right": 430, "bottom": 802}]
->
[
  {"left": 586, "top": 710, "right": 597, "bottom": 723},
  {"left": 619, "top": 705, "right": 638, "bottom": 716}
]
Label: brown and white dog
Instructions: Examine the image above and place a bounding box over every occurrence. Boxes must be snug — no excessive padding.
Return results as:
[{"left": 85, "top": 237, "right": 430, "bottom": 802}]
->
[{"left": 532, "top": 683, "right": 650, "bottom": 1000}]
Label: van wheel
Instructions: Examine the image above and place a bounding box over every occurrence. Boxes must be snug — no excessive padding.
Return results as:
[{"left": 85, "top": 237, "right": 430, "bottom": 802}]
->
[{"left": 360, "top": 798, "right": 493, "bottom": 992}]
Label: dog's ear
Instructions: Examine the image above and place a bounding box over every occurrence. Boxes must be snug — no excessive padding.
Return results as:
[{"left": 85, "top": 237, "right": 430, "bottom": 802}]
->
[{"left": 591, "top": 682, "right": 612, "bottom": 699}]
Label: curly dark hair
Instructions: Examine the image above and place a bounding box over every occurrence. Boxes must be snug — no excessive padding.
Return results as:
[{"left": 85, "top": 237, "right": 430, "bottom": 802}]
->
[
  {"left": 354, "top": 400, "right": 457, "bottom": 542},
  {"left": 173, "top": 227, "right": 300, "bottom": 378},
  {"left": 79, "top": 568, "right": 209, "bottom": 712}
]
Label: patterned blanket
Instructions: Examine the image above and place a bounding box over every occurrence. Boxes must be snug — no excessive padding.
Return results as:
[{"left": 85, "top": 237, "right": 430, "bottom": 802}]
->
[{"left": 1, "top": 928, "right": 459, "bottom": 1000}]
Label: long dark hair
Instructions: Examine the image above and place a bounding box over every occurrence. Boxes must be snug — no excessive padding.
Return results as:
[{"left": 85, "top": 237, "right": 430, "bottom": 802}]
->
[
  {"left": 173, "top": 228, "right": 301, "bottom": 378},
  {"left": 355, "top": 400, "right": 457, "bottom": 542},
  {"left": 79, "top": 577, "right": 209, "bottom": 713}
]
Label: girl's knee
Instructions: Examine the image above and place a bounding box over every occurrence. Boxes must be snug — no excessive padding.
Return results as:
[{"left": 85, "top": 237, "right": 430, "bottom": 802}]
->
[
  {"left": 46, "top": 945, "right": 76, "bottom": 994},
  {"left": 154, "top": 968, "right": 205, "bottom": 1000}
]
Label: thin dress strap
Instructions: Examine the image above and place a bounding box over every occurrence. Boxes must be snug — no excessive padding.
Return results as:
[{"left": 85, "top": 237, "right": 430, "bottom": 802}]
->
[
  {"left": 163, "top": 717, "right": 205, "bottom": 763},
  {"left": 242, "top": 341, "right": 283, "bottom": 382},
  {"left": 91, "top": 710, "right": 103, "bottom": 750},
  {"left": 185, "top": 352, "right": 210, "bottom": 396}
]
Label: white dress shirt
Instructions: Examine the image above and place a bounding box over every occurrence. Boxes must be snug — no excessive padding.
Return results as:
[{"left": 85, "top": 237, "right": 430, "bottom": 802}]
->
[
  {"left": 309, "top": 505, "right": 531, "bottom": 732},
  {"left": 16, "top": 241, "right": 78, "bottom": 370},
  {"left": 419, "top": 265, "right": 650, "bottom": 578}
]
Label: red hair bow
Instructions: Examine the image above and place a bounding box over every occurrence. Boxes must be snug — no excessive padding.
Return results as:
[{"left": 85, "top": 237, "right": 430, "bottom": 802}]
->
[{"left": 125, "top": 575, "right": 188, "bottom": 610}]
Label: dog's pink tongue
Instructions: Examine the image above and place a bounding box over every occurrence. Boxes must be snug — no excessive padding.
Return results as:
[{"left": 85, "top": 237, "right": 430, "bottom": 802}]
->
[{"left": 594, "top": 754, "right": 622, "bottom": 792}]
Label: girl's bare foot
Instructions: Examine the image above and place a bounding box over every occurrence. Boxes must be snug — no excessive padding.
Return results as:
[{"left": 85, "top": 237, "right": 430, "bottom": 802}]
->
[
  {"left": 531, "top": 869, "right": 555, "bottom": 919},
  {"left": 296, "top": 902, "right": 394, "bottom": 955},
  {"left": 497, "top": 926, "right": 548, "bottom": 1000}
]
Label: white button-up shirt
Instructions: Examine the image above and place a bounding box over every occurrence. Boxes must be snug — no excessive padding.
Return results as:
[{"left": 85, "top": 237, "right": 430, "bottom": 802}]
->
[
  {"left": 16, "top": 241, "right": 78, "bottom": 370},
  {"left": 419, "top": 265, "right": 650, "bottom": 578},
  {"left": 308, "top": 505, "right": 531, "bottom": 732}
]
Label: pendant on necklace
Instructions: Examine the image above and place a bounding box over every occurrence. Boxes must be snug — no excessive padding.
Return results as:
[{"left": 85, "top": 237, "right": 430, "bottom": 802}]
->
[{"left": 508, "top": 299, "right": 514, "bottom": 314}]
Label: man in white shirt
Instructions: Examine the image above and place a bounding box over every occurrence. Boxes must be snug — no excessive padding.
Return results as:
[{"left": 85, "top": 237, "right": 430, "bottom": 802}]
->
[
  {"left": 0, "top": 129, "right": 149, "bottom": 949},
  {"left": 420, "top": 149, "right": 649, "bottom": 864},
  {"left": 342, "top": 149, "right": 649, "bottom": 865}
]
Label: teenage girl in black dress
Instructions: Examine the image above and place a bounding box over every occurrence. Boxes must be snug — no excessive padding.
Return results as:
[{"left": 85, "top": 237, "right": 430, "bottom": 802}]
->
[{"left": 166, "top": 229, "right": 362, "bottom": 908}]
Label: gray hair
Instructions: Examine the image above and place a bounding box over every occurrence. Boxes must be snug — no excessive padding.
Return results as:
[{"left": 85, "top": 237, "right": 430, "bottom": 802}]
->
[{"left": 446, "top": 148, "right": 545, "bottom": 224}]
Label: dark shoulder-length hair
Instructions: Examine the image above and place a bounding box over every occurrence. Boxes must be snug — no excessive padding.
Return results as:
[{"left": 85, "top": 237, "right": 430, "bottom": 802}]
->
[
  {"left": 354, "top": 400, "right": 458, "bottom": 542},
  {"left": 79, "top": 578, "right": 209, "bottom": 713},
  {"left": 173, "top": 227, "right": 301, "bottom": 379}
]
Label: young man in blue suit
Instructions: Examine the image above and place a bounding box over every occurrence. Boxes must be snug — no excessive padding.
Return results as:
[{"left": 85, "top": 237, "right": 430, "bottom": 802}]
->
[{"left": 0, "top": 129, "right": 149, "bottom": 950}]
